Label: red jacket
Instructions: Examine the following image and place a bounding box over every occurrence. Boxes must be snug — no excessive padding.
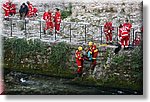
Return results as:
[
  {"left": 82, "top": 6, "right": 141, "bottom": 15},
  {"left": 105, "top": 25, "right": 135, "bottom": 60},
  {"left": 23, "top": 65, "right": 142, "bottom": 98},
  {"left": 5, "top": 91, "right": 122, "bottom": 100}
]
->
[
  {"left": 89, "top": 44, "right": 98, "bottom": 59},
  {"left": 119, "top": 26, "right": 129, "bottom": 38},
  {"left": 75, "top": 50, "right": 83, "bottom": 61},
  {"left": 104, "top": 22, "right": 113, "bottom": 34},
  {"left": 123, "top": 23, "right": 132, "bottom": 32},
  {"left": 54, "top": 11, "right": 61, "bottom": 24},
  {"left": 43, "top": 12, "right": 53, "bottom": 22}
]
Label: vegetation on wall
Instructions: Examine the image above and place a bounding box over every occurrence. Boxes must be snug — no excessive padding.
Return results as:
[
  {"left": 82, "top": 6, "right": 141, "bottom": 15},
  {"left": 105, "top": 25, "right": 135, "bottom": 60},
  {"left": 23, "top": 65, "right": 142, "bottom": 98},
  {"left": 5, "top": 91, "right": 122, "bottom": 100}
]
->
[
  {"left": 3, "top": 37, "right": 73, "bottom": 78},
  {"left": 61, "top": 2, "right": 72, "bottom": 19},
  {"left": 3, "top": 37, "right": 143, "bottom": 92}
]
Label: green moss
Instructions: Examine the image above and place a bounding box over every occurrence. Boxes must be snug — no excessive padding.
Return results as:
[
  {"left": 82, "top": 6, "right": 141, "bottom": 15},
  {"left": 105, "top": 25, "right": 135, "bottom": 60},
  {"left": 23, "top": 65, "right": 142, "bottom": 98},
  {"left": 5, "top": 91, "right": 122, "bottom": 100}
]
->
[{"left": 3, "top": 37, "right": 74, "bottom": 79}]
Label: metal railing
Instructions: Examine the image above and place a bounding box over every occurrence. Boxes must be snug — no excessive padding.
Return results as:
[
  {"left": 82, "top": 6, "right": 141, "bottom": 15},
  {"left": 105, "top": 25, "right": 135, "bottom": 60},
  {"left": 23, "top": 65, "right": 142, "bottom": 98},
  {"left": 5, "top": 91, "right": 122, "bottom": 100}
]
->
[{"left": 4, "top": 17, "right": 142, "bottom": 45}]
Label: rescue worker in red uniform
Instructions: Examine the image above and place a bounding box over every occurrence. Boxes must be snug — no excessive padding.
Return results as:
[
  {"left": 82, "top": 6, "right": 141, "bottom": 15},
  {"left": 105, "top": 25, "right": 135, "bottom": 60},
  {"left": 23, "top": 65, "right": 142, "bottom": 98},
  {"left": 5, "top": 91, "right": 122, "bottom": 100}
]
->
[
  {"left": 104, "top": 21, "right": 113, "bottom": 44},
  {"left": 118, "top": 24, "right": 130, "bottom": 49},
  {"left": 123, "top": 19, "right": 132, "bottom": 40},
  {"left": 54, "top": 8, "right": 61, "bottom": 34},
  {"left": 2, "top": 1, "right": 10, "bottom": 20},
  {"left": 75, "top": 46, "right": 84, "bottom": 77},
  {"left": 26, "top": 1, "right": 33, "bottom": 17},
  {"left": 133, "top": 35, "right": 141, "bottom": 46},
  {"left": 43, "top": 10, "right": 53, "bottom": 34},
  {"left": 9, "top": 2, "right": 16, "bottom": 16},
  {"left": 88, "top": 42, "right": 98, "bottom": 71}
]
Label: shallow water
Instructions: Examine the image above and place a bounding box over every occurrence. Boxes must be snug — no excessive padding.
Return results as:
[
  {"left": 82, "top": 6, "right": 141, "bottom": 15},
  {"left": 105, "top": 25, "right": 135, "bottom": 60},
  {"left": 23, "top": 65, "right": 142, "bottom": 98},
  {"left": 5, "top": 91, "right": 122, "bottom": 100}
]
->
[{"left": 4, "top": 71, "right": 142, "bottom": 95}]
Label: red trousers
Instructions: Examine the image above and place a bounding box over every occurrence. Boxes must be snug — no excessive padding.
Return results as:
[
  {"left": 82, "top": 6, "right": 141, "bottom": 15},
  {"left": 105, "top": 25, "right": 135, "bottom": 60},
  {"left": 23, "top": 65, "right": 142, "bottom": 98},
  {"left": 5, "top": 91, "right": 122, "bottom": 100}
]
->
[
  {"left": 76, "top": 59, "right": 83, "bottom": 74},
  {"left": 55, "top": 23, "right": 60, "bottom": 32},
  {"left": 91, "top": 52, "right": 98, "bottom": 70},
  {"left": 121, "top": 36, "right": 129, "bottom": 47},
  {"left": 45, "top": 21, "right": 53, "bottom": 31},
  {"left": 105, "top": 33, "right": 112, "bottom": 43}
]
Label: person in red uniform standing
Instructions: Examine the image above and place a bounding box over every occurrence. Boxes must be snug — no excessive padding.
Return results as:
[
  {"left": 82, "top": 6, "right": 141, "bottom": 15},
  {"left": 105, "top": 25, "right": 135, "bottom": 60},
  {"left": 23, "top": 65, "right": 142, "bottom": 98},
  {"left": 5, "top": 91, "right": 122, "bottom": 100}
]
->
[
  {"left": 104, "top": 20, "right": 113, "bottom": 44},
  {"left": 123, "top": 19, "right": 132, "bottom": 40},
  {"left": 75, "top": 46, "right": 84, "bottom": 77},
  {"left": 26, "top": 1, "right": 33, "bottom": 17},
  {"left": 118, "top": 24, "right": 130, "bottom": 49},
  {"left": 54, "top": 8, "right": 61, "bottom": 34},
  {"left": 43, "top": 10, "right": 53, "bottom": 34},
  {"left": 2, "top": 1, "right": 10, "bottom": 20},
  {"left": 9, "top": 2, "right": 16, "bottom": 16},
  {"left": 88, "top": 42, "right": 98, "bottom": 72}
]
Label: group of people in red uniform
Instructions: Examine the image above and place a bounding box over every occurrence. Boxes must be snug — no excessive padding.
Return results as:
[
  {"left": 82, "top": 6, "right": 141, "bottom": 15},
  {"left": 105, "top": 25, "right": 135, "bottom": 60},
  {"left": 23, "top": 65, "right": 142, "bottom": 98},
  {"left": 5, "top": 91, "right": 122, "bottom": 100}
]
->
[
  {"left": 75, "top": 19, "right": 142, "bottom": 78},
  {"left": 2, "top": 1, "right": 142, "bottom": 79},
  {"left": 2, "top": 1, "right": 38, "bottom": 19},
  {"left": 118, "top": 19, "right": 132, "bottom": 49},
  {"left": 42, "top": 8, "right": 61, "bottom": 34},
  {"left": 2, "top": 1, "right": 38, "bottom": 20},
  {"left": 2, "top": 1, "right": 61, "bottom": 34},
  {"left": 104, "top": 19, "right": 141, "bottom": 48},
  {"left": 75, "top": 42, "right": 98, "bottom": 77}
]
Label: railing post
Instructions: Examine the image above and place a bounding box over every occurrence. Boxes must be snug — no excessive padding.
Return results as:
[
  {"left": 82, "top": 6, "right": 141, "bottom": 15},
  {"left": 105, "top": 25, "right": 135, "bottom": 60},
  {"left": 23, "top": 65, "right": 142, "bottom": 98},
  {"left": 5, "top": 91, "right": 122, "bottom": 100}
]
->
[
  {"left": 116, "top": 27, "right": 118, "bottom": 43},
  {"left": 10, "top": 19, "right": 12, "bottom": 37},
  {"left": 100, "top": 26, "right": 103, "bottom": 44},
  {"left": 70, "top": 23, "right": 71, "bottom": 42},
  {"left": 55, "top": 23, "right": 56, "bottom": 40},
  {"left": 85, "top": 24, "right": 87, "bottom": 43},
  {"left": 132, "top": 28, "right": 134, "bottom": 44},
  {"left": 24, "top": 19, "right": 27, "bottom": 37},
  {"left": 39, "top": 20, "right": 42, "bottom": 39}
]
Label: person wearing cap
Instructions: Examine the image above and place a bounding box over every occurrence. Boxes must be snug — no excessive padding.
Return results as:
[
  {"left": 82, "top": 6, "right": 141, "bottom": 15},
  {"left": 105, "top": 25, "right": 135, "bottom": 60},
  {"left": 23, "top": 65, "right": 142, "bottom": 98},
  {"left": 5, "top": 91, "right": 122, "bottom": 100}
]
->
[
  {"left": 75, "top": 46, "right": 84, "bottom": 77},
  {"left": 104, "top": 19, "right": 113, "bottom": 44},
  {"left": 54, "top": 8, "right": 61, "bottom": 34},
  {"left": 88, "top": 42, "right": 98, "bottom": 71},
  {"left": 43, "top": 9, "right": 54, "bottom": 34}
]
